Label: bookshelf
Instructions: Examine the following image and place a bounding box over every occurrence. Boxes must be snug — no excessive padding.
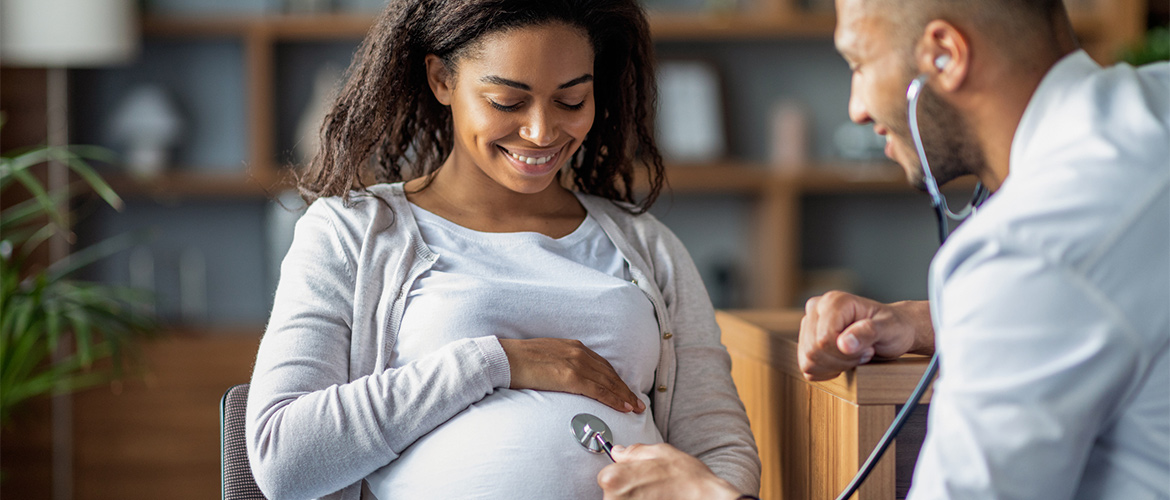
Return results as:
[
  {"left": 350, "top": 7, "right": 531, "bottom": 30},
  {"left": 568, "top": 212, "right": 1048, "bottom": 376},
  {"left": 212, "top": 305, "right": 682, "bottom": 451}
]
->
[{"left": 98, "top": 0, "right": 1146, "bottom": 312}]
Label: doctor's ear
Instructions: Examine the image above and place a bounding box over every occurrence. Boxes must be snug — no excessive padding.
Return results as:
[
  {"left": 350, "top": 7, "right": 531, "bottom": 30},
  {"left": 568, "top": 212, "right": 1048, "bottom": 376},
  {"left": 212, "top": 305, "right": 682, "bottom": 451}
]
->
[{"left": 919, "top": 20, "right": 968, "bottom": 92}]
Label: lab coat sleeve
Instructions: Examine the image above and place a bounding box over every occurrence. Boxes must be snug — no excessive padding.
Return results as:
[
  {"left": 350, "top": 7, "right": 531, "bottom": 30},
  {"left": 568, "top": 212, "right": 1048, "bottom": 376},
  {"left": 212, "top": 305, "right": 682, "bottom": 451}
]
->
[
  {"left": 908, "top": 246, "right": 1143, "bottom": 500},
  {"left": 245, "top": 201, "right": 511, "bottom": 500},
  {"left": 655, "top": 229, "right": 762, "bottom": 495}
]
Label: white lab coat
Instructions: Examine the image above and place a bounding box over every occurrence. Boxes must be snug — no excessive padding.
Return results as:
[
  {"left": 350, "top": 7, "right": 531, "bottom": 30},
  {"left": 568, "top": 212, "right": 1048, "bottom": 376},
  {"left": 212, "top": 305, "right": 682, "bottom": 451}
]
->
[{"left": 910, "top": 51, "right": 1170, "bottom": 499}]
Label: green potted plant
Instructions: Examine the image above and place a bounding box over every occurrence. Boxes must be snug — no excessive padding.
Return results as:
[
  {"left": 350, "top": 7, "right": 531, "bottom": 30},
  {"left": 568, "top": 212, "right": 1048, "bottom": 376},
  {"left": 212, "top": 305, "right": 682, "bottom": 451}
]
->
[{"left": 0, "top": 117, "right": 158, "bottom": 427}]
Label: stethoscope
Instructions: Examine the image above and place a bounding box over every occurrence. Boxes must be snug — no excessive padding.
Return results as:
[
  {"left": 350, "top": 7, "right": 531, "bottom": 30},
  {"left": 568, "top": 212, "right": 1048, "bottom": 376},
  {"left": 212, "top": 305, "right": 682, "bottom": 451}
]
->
[
  {"left": 571, "top": 57, "right": 992, "bottom": 499},
  {"left": 834, "top": 58, "right": 989, "bottom": 500},
  {"left": 570, "top": 412, "right": 617, "bottom": 462}
]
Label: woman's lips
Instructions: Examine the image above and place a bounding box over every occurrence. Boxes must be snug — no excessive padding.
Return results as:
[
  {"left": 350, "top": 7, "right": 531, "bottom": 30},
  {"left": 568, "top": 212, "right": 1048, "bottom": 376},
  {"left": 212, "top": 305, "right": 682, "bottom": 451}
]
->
[{"left": 498, "top": 144, "right": 563, "bottom": 176}]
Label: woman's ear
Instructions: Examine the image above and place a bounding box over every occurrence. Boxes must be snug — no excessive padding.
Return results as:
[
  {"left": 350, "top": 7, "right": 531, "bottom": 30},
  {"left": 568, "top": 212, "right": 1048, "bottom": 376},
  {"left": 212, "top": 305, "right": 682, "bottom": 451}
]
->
[{"left": 425, "top": 54, "right": 454, "bottom": 105}]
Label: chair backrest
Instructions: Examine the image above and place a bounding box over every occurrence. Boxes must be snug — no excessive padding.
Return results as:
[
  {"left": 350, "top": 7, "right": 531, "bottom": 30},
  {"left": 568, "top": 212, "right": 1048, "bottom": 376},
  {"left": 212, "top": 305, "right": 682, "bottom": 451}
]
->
[{"left": 221, "top": 383, "right": 267, "bottom": 500}]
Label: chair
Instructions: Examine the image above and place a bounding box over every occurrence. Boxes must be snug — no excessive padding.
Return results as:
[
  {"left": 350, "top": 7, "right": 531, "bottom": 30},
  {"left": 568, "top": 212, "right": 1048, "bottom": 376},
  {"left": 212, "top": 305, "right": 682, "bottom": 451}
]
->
[{"left": 221, "top": 383, "right": 267, "bottom": 500}]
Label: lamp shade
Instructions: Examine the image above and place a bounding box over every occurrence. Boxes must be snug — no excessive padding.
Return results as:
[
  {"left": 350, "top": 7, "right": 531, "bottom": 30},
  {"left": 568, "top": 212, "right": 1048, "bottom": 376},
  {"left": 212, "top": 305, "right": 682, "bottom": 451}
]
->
[{"left": 1, "top": 0, "right": 139, "bottom": 67}]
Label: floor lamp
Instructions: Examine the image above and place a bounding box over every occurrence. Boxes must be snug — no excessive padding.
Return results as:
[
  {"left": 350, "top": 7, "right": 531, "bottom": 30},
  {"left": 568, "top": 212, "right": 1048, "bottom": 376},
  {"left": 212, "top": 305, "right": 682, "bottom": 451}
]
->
[{"left": 1, "top": 1, "right": 139, "bottom": 497}]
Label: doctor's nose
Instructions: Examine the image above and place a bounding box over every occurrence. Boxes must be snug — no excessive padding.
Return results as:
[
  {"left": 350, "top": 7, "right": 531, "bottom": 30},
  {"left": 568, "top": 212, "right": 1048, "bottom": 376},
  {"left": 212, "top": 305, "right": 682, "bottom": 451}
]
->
[
  {"left": 848, "top": 92, "right": 873, "bottom": 126},
  {"left": 847, "top": 77, "right": 873, "bottom": 126}
]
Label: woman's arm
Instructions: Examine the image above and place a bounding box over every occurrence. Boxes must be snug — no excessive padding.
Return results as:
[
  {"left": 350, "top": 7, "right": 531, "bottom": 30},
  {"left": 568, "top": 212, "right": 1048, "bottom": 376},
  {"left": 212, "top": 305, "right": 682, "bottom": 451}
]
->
[
  {"left": 655, "top": 230, "right": 762, "bottom": 495},
  {"left": 245, "top": 202, "right": 511, "bottom": 499}
]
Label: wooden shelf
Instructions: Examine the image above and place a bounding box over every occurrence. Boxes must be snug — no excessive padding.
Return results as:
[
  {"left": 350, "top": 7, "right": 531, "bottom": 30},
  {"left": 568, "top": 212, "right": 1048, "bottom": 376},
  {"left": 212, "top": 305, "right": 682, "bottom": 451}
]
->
[
  {"left": 663, "top": 161, "right": 922, "bottom": 194},
  {"left": 662, "top": 162, "right": 771, "bottom": 192},
  {"left": 649, "top": 11, "right": 836, "bottom": 40},
  {"left": 793, "top": 162, "right": 911, "bottom": 193},
  {"left": 268, "top": 14, "right": 376, "bottom": 40},
  {"left": 142, "top": 16, "right": 255, "bottom": 37},
  {"left": 104, "top": 170, "right": 273, "bottom": 199},
  {"left": 144, "top": 14, "right": 373, "bottom": 40}
]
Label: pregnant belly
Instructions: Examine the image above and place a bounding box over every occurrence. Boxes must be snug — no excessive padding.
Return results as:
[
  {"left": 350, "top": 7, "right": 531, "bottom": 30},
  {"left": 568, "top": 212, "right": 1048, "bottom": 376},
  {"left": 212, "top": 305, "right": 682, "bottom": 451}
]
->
[{"left": 366, "top": 389, "right": 661, "bottom": 500}]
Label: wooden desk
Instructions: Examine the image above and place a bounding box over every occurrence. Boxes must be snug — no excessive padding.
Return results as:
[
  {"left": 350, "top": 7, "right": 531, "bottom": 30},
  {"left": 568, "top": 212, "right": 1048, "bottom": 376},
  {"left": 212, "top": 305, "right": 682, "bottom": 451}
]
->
[{"left": 718, "top": 310, "right": 932, "bottom": 500}]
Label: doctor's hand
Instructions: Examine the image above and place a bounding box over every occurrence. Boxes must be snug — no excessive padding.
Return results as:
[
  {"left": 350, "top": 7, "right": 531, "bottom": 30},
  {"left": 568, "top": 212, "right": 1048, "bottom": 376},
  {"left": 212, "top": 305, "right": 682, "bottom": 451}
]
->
[
  {"left": 499, "top": 338, "right": 645, "bottom": 414},
  {"left": 798, "top": 291, "right": 934, "bottom": 381},
  {"left": 597, "top": 443, "right": 742, "bottom": 500}
]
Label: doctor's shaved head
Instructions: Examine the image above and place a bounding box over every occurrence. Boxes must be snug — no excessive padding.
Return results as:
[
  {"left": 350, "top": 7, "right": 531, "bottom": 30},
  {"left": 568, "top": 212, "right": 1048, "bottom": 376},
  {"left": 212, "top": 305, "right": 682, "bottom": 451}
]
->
[{"left": 846, "top": 0, "right": 1078, "bottom": 68}]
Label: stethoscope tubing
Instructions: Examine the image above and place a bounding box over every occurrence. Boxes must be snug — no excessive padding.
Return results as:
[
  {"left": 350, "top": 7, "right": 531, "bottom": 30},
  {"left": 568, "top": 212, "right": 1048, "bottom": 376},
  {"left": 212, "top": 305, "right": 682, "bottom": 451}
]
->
[{"left": 835, "top": 74, "right": 986, "bottom": 500}]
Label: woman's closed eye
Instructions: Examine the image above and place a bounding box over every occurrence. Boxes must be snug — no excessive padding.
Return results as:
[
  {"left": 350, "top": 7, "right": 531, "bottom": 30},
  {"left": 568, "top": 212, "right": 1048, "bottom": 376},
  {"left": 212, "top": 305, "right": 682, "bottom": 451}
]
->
[
  {"left": 489, "top": 99, "right": 522, "bottom": 112},
  {"left": 487, "top": 99, "right": 587, "bottom": 112}
]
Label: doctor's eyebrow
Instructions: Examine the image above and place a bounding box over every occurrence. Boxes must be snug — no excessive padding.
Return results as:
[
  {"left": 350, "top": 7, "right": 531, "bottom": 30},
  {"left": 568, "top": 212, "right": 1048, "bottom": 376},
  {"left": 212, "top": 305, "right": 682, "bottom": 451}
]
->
[{"left": 480, "top": 74, "right": 594, "bottom": 91}]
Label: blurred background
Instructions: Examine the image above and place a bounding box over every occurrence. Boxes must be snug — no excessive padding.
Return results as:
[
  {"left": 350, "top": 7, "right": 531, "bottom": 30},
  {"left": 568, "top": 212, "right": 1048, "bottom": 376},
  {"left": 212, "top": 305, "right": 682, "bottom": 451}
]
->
[{"left": 0, "top": 0, "right": 1163, "bottom": 497}]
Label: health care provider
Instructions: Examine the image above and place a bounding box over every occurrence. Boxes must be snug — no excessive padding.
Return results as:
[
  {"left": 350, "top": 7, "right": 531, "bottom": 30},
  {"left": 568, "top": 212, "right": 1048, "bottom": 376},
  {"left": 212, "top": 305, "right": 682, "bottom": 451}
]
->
[{"left": 597, "top": 0, "right": 1170, "bottom": 498}]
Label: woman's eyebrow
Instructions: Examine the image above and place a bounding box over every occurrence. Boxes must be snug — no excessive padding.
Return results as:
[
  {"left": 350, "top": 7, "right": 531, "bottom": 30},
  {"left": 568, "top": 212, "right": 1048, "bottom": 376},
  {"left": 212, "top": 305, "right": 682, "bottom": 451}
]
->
[
  {"left": 481, "top": 75, "right": 530, "bottom": 90},
  {"left": 479, "top": 74, "right": 594, "bottom": 91},
  {"left": 557, "top": 74, "right": 593, "bottom": 89}
]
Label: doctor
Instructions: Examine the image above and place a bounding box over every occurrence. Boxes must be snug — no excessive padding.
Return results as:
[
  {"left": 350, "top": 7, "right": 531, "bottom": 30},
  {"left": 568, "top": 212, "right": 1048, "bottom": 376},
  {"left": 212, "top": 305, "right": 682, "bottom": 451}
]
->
[{"left": 597, "top": 0, "right": 1170, "bottom": 498}]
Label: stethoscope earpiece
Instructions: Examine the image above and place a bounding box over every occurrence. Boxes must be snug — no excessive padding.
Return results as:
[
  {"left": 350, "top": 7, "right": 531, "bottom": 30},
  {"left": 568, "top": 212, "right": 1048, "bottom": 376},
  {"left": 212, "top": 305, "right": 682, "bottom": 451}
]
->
[{"left": 934, "top": 54, "right": 951, "bottom": 71}]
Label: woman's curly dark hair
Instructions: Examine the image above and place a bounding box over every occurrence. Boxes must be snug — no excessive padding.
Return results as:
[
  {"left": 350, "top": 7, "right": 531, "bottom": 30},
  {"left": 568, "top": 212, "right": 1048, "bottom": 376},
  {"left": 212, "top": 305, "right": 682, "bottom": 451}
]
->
[{"left": 298, "top": 0, "right": 665, "bottom": 213}]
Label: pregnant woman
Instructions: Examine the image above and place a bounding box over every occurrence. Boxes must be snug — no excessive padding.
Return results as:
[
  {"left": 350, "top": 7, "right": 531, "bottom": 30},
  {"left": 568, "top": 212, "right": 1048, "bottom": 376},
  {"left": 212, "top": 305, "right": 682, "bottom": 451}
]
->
[{"left": 245, "top": 1, "right": 760, "bottom": 498}]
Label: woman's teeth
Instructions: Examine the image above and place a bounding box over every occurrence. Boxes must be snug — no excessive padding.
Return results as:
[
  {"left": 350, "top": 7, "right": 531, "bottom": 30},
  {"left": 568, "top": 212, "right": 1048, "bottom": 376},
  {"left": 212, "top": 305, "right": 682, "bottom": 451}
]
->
[{"left": 506, "top": 150, "right": 554, "bottom": 165}]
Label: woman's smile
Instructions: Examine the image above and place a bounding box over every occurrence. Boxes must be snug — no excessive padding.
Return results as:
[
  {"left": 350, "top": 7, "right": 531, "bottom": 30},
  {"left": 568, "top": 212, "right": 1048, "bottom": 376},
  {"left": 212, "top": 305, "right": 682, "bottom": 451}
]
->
[{"left": 497, "top": 143, "right": 565, "bottom": 175}]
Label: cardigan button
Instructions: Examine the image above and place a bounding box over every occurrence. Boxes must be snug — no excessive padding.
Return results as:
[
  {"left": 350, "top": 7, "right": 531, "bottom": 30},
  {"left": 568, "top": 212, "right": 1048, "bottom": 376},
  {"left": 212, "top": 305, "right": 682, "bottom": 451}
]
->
[
  {"left": 631, "top": 278, "right": 639, "bottom": 285},
  {"left": 663, "top": 332, "right": 673, "bottom": 339},
  {"left": 657, "top": 385, "right": 667, "bottom": 393}
]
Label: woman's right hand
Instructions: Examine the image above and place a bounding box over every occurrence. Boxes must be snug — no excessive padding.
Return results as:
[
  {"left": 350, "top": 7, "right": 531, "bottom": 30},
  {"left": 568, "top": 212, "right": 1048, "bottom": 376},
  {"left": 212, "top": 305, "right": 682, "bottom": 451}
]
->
[{"left": 498, "top": 338, "right": 646, "bottom": 414}]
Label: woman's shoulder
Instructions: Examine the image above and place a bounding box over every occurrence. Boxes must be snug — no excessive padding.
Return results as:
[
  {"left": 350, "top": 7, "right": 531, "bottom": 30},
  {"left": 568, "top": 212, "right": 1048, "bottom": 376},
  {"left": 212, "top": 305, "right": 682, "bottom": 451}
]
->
[
  {"left": 304, "top": 182, "right": 410, "bottom": 240},
  {"left": 575, "top": 191, "right": 685, "bottom": 255}
]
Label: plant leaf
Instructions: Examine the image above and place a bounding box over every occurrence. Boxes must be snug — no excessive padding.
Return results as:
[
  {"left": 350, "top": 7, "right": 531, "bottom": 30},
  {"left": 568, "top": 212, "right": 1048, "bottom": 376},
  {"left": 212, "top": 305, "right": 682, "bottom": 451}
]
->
[
  {"left": 62, "top": 151, "right": 123, "bottom": 211},
  {"left": 0, "top": 190, "right": 69, "bottom": 235},
  {"left": 7, "top": 167, "right": 68, "bottom": 233},
  {"left": 45, "top": 231, "right": 145, "bottom": 282}
]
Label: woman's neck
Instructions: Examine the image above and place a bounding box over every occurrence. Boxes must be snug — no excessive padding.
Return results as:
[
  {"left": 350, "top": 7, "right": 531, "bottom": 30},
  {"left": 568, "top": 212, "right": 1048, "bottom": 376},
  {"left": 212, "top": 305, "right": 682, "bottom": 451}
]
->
[{"left": 404, "top": 157, "right": 586, "bottom": 237}]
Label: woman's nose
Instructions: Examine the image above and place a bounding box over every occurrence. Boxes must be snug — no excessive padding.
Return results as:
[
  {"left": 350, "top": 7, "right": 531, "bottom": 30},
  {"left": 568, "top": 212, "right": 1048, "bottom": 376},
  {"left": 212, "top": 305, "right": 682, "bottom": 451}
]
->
[{"left": 519, "top": 107, "right": 556, "bottom": 146}]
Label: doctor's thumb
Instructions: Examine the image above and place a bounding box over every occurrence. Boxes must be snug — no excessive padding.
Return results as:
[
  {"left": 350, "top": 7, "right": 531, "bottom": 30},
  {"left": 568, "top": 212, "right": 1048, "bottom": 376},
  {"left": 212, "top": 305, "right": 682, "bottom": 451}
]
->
[
  {"left": 839, "top": 333, "right": 875, "bottom": 363},
  {"left": 839, "top": 319, "right": 879, "bottom": 354}
]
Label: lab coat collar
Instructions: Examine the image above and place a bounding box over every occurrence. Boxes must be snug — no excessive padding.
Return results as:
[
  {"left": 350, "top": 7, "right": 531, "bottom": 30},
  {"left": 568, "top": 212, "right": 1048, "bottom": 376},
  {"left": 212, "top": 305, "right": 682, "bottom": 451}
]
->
[{"left": 1008, "top": 49, "right": 1100, "bottom": 178}]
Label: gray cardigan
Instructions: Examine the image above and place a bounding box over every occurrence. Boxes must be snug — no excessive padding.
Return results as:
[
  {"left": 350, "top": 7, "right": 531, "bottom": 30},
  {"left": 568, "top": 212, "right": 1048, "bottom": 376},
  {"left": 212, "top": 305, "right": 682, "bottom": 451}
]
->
[{"left": 246, "top": 183, "right": 760, "bottom": 500}]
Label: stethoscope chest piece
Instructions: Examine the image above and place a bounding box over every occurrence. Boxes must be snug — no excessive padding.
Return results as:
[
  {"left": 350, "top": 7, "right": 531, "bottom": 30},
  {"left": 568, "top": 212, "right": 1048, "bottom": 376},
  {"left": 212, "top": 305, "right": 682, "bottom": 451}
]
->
[{"left": 570, "top": 413, "right": 614, "bottom": 455}]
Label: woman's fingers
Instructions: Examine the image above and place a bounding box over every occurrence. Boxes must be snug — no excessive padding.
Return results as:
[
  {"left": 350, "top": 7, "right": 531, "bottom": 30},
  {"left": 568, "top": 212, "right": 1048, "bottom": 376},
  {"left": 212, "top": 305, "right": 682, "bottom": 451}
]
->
[
  {"left": 499, "top": 338, "right": 645, "bottom": 413},
  {"left": 579, "top": 349, "right": 645, "bottom": 412},
  {"left": 558, "top": 343, "right": 644, "bottom": 413}
]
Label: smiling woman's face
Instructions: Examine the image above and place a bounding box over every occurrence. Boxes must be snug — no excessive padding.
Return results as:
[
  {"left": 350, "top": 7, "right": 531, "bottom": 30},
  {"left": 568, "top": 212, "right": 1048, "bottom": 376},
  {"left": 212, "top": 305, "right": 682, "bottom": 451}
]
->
[{"left": 426, "top": 22, "right": 596, "bottom": 195}]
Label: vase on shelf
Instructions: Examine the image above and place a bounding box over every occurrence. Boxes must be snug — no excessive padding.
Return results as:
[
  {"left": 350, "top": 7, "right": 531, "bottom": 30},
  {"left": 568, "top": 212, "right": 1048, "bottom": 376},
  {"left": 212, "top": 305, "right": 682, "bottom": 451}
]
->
[{"left": 109, "top": 84, "right": 184, "bottom": 180}]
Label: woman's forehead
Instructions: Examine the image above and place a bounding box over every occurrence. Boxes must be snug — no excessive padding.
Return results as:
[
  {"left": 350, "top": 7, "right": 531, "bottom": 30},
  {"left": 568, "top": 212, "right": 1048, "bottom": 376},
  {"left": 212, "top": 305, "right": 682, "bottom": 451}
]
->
[{"left": 458, "top": 23, "right": 595, "bottom": 86}]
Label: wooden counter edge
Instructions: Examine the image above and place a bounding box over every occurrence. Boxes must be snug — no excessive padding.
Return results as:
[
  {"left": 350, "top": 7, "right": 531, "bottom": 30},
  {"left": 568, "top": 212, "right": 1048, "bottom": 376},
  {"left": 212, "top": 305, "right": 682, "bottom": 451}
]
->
[{"left": 717, "top": 309, "right": 933, "bottom": 405}]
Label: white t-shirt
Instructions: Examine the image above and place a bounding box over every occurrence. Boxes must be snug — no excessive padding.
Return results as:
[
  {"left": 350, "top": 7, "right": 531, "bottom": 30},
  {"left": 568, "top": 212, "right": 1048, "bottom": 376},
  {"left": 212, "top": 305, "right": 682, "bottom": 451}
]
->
[{"left": 366, "top": 202, "right": 663, "bottom": 499}]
